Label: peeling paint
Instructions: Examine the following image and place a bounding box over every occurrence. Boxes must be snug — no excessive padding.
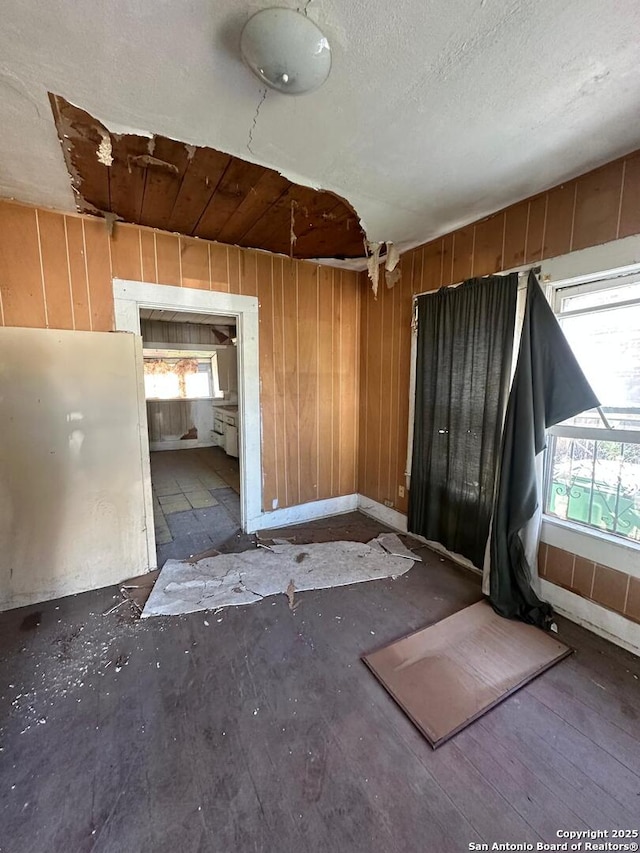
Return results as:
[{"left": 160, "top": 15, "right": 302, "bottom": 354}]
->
[
  {"left": 365, "top": 240, "right": 403, "bottom": 293},
  {"left": 384, "top": 242, "right": 401, "bottom": 288},
  {"left": 365, "top": 240, "right": 382, "bottom": 298},
  {"left": 96, "top": 131, "right": 113, "bottom": 167}
]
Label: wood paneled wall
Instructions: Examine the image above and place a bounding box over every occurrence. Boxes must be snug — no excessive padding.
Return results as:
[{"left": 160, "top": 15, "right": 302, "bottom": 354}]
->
[
  {"left": 358, "top": 149, "right": 640, "bottom": 515},
  {"left": 0, "top": 200, "right": 359, "bottom": 511}
]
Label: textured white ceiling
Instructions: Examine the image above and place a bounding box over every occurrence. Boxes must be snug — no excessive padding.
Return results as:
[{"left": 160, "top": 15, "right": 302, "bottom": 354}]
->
[{"left": 1, "top": 0, "right": 640, "bottom": 253}]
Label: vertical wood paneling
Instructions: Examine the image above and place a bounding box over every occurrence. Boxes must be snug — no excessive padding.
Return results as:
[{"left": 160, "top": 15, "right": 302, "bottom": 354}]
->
[
  {"left": 473, "top": 214, "right": 504, "bottom": 277},
  {"left": 227, "top": 246, "right": 241, "bottom": 294},
  {"left": 317, "top": 266, "right": 334, "bottom": 499},
  {"left": 296, "top": 263, "right": 319, "bottom": 504},
  {"left": 572, "top": 161, "right": 624, "bottom": 251},
  {"left": 364, "top": 277, "right": 383, "bottom": 502},
  {"left": 440, "top": 234, "right": 454, "bottom": 286},
  {"left": 357, "top": 275, "right": 369, "bottom": 493},
  {"left": 503, "top": 202, "right": 528, "bottom": 269},
  {"left": 378, "top": 277, "right": 394, "bottom": 501},
  {"left": 396, "top": 255, "right": 413, "bottom": 515},
  {"left": 65, "top": 216, "right": 92, "bottom": 331},
  {"left": 210, "top": 243, "right": 229, "bottom": 292},
  {"left": 155, "top": 232, "right": 181, "bottom": 286},
  {"left": 140, "top": 230, "right": 157, "bottom": 282},
  {"left": 331, "top": 271, "right": 342, "bottom": 495},
  {"left": 37, "top": 210, "right": 73, "bottom": 330},
  {"left": 180, "top": 237, "right": 209, "bottom": 290},
  {"left": 525, "top": 194, "right": 547, "bottom": 264},
  {"left": 83, "top": 218, "right": 113, "bottom": 332},
  {"left": 240, "top": 250, "right": 258, "bottom": 298},
  {"left": 0, "top": 205, "right": 46, "bottom": 328},
  {"left": 452, "top": 226, "right": 474, "bottom": 283},
  {"left": 386, "top": 265, "right": 399, "bottom": 503},
  {"left": 271, "top": 256, "right": 288, "bottom": 506},
  {"left": 111, "top": 224, "right": 142, "bottom": 280},
  {"left": 282, "top": 258, "right": 300, "bottom": 505},
  {"left": 619, "top": 152, "right": 640, "bottom": 238},
  {"left": 340, "top": 271, "right": 359, "bottom": 495},
  {"left": 422, "top": 240, "right": 442, "bottom": 291},
  {"left": 544, "top": 183, "right": 575, "bottom": 259},
  {"left": 256, "top": 252, "right": 277, "bottom": 509},
  {"left": 411, "top": 246, "right": 424, "bottom": 295}
]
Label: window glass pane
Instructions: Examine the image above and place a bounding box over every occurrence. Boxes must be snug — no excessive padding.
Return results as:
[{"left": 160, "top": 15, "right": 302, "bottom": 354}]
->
[
  {"left": 560, "top": 280, "right": 640, "bottom": 312},
  {"left": 546, "top": 435, "right": 640, "bottom": 542},
  {"left": 559, "top": 303, "right": 640, "bottom": 429},
  {"left": 184, "top": 370, "right": 210, "bottom": 398},
  {"left": 144, "top": 372, "right": 180, "bottom": 399},
  {"left": 143, "top": 358, "right": 212, "bottom": 400}
]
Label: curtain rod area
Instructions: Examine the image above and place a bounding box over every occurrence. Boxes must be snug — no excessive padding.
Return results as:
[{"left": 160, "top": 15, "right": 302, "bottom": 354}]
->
[{"left": 412, "top": 265, "right": 541, "bottom": 300}]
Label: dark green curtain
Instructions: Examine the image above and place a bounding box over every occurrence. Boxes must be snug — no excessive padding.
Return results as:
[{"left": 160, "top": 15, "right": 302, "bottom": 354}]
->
[
  {"left": 489, "top": 273, "right": 600, "bottom": 628},
  {"left": 408, "top": 274, "right": 518, "bottom": 568}
]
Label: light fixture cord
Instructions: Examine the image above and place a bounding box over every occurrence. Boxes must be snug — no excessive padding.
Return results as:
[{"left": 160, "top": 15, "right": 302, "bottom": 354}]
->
[{"left": 247, "top": 88, "right": 268, "bottom": 155}]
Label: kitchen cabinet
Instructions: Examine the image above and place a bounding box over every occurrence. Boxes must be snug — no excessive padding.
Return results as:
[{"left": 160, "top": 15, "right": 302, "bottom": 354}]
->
[{"left": 211, "top": 406, "right": 239, "bottom": 457}]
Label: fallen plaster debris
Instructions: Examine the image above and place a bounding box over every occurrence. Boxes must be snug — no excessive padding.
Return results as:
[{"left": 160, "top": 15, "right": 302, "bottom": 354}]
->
[
  {"left": 141, "top": 538, "right": 417, "bottom": 618},
  {"left": 377, "top": 532, "right": 422, "bottom": 562}
]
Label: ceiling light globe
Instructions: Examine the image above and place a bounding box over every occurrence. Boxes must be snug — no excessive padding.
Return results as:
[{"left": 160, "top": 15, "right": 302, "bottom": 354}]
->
[{"left": 240, "top": 7, "right": 331, "bottom": 95}]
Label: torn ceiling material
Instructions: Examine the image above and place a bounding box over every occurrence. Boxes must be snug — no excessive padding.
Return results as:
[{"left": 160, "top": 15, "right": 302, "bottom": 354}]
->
[
  {"left": 49, "top": 94, "right": 366, "bottom": 261},
  {"left": 365, "top": 240, "right": 402, "bottom": 296},
  {"left": 142, "top": 538, "right": 416, "bottom": 618}
]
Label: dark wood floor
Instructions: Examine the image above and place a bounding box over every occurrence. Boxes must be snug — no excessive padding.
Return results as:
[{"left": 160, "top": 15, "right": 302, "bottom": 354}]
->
[{"left": 1, "top": 512, "right": 639, "bottom": 852}]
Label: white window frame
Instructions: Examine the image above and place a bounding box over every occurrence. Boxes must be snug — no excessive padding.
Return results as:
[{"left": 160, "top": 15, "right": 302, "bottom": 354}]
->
[
  {"left": 543, "top": 267, "right": 640, "bottom": 549},
  {"left": 539, "top": 237, "right": 640, "bottom": 573}
]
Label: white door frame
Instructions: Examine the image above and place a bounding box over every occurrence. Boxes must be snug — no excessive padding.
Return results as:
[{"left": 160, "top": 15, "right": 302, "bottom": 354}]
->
[{"left": 113, "top": 279, "right": 262, "bottom": 555}]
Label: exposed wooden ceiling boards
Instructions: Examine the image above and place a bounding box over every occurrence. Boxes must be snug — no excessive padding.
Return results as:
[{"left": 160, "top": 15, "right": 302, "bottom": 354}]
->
[
  {"left": 49, "top": 95, "right": 365, "bottom": 261},
  {"left": 139, "top": 308, "right": 236, "bottom": 326}
]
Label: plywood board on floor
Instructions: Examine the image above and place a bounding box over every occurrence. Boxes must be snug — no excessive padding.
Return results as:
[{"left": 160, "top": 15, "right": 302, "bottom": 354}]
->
[{"left": 363, "top": 600, "right": 572, "bottom": 748}]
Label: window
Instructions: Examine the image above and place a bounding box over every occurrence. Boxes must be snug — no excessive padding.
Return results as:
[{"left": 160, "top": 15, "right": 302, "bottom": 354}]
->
[
  {"left": 143, "top": 358, "right": 214, "bottom": 400},
  {"left": 544, "top": 273, "right": 640, "bottom": 543}
]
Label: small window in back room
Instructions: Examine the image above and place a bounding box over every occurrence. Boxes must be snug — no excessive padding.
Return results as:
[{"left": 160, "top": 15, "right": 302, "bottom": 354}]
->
[
  {"left": 143, "top": 358, "right": 214, "bottom": 400},
  {"left": 544, "top": 274, "right": 640, "bottom": 543}
]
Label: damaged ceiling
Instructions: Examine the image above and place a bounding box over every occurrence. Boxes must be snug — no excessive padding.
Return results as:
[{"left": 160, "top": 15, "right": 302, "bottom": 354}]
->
[
  {"left": 1, "top": 0, "right": 640, "bottom": 257},
  {"left": 50, "top": 95, "right": 365, "bottom": 260}
]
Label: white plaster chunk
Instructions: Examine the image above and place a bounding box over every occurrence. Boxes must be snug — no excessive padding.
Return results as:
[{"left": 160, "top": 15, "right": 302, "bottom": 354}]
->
[
  {"left": 142, "top": 539, "right": 416, "bottom": 618},
  {"left": 376, "top": 532, "right": 422, "bottom": 562}
]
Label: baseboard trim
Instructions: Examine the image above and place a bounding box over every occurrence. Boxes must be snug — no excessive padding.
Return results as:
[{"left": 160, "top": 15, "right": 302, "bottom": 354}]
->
[
  {"left": 356, "top": 496, "right": 481, "bottom": 575},
  {"left": 356, "top": 495, "right": 408, "bottom": 531},
  {"left": 247, "top": 494, "right": 358, "bottom": 533},
  {"left": 541, "top": 579, "right": 640, "bottom": 657}
]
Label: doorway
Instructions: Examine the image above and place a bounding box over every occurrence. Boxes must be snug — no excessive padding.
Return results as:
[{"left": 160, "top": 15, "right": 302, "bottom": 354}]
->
[
  {"left": 140, "top": 307, "right": 245, "bottom": 564},
  {"left": 113, "top": 279, "right": 262, "bottom": 570}
]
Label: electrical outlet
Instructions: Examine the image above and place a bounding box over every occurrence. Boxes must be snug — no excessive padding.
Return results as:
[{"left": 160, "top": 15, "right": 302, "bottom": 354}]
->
[
  {"left": 398, "top": 485, "right": 405, "bottom": 498},
  {"left": 384, "top": 499, "right": 394, "bottom": 508}
]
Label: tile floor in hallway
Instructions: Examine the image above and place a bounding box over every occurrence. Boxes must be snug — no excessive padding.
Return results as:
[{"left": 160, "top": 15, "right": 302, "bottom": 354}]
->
[{"left": 150, "top": 448, "right": 246, "bottom": 566}]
